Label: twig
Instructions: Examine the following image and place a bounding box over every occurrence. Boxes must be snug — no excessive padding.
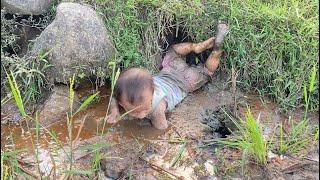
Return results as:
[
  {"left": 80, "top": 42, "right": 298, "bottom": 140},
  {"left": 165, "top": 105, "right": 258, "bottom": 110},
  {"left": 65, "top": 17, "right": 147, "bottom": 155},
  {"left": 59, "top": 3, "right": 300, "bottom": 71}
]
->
[
  {"left": 74, "top": 114, "right": 88, "bottom": 142},
  {"left": 303, "top": 157, "right": 319, "bottom": 163},
  {"left": 281, "top": 161, "right": 312, "bottom": 173},
  {"left": 139, "top": 157, "right": 184, "bottom": 180},
  {"left": 48, "top": 151, "right": 56, "bottom": 180},
  {"left": 145, "top": 139, "right": 195, "bottom": 143},
  {"left": 18, "top": 164, "right": 40, "bottom": 179},
  {"left": 285, "top": 153, "right": 319, "bottom": 164},
  {"left": 168, "top": 121, "right": 182, "bottom": 138},
  {"left": 231, "top": 66, "right": 237, "bottom": 116}
]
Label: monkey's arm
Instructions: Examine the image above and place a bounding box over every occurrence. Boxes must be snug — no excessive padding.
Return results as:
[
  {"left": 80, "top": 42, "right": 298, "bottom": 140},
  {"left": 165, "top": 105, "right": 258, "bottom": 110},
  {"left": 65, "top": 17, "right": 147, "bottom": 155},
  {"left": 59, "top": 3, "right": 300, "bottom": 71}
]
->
[
  {"left": 106, "top": 97, "right": 120, "bottom": 123},
  {"left": 151, "top": 99, "right": 168, "bottom": 129}
]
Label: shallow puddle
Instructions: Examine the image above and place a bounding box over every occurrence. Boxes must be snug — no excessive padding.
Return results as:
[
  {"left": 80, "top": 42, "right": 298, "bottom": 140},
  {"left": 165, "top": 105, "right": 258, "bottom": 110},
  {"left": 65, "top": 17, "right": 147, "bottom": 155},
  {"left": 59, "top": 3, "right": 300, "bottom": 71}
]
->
[{"left": 1, "top": 84, "right": 166, "bottom": 152}]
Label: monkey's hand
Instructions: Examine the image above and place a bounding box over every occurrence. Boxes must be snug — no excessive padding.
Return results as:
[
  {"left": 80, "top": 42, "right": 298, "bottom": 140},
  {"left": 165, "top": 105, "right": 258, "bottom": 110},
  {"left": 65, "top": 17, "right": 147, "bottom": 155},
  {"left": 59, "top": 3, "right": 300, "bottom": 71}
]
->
[
  {"left": 106, "top": 111, "right": 120, "bottom": 123},
  {"left": 203, "top": 66, "right": 214, "bottom": 76},
  {"left": 106, "top": 97, "right": 120, "bottom": 123},
  {"left": 151, "top": 99, "right": 168, "bottom": 130}
]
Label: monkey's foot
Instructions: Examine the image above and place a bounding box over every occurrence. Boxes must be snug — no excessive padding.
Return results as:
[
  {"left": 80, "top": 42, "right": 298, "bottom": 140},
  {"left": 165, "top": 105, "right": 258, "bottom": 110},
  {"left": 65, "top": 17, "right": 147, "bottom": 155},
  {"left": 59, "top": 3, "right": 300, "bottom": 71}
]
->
[{"left": 215, "top": 21, "right": 229, "bottom": 48}]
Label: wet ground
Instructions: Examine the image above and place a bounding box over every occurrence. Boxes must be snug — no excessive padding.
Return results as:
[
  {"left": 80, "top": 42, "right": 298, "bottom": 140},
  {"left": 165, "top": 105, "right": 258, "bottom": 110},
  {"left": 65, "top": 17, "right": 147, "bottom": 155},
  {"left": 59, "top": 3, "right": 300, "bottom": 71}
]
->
[{"left": 1, "top": 78, "right": 319, "bottom": 179}]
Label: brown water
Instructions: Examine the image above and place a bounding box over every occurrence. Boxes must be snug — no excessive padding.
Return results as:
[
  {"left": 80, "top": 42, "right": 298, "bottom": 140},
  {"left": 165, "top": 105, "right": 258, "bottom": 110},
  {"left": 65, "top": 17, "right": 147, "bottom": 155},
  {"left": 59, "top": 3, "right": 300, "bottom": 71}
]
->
[{"left": 1, "top": 84, "right": 165, "bottom": 152}]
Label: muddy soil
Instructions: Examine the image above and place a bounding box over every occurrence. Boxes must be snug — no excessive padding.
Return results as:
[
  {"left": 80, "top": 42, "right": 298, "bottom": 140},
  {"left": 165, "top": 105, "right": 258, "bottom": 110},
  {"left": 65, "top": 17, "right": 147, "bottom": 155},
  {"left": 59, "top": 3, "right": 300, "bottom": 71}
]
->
[{"left": 1, "top": 77, "right": 319, "bottom": 179}]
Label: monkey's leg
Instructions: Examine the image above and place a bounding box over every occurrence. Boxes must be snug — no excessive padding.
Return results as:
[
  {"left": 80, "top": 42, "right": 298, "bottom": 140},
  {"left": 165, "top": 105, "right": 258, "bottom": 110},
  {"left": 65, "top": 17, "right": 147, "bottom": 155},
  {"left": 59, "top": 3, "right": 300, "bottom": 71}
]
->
[
  {"left": 172, "top": 37, "right": 215, "bottom": 56},
  {"left": 205, "top": 49, "right": 223, "bottom": 73},
  {"left": 172, "top": 22, "right": 229, "bottom": 56},
  {"left": 205, "top": 22, "right": 229, "bottom": 73},
  {"left": 214, "top": 22, "right": 229, "bottom": 48}
]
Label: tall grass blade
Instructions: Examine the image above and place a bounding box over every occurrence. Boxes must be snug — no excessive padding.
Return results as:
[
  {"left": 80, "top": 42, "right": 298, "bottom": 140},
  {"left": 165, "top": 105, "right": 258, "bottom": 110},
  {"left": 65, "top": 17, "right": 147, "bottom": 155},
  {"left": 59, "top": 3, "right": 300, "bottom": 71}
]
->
[
  {"left": 245, "top": 109, "right": 267, "bottom": 164},
  {"left": 6, "top": 70, "right": 27, "bottom": 117},
  {"left": 74, "top": 92, "right": 100, "bottom": 115},
  {"left": 303, "top": 85, "right": 308, "bottom": 106},
  {"left": 314, "top": 127, "right": 319, "bottom": 142},
  {"left": 1, "top": 96, "right": 11, "bottom": 106},
  {"left": 69, "top": 75, "right": 75, "bottom": 116},
  {"left": 38, "top": 46, "right": 55, "bottom": 60},
  {"left": 63, "top": 168, "right": 92, "bottom": 176},
  {"left": 309, "top": 63, "right": 317, "bottom": 93},
  {"left": 113, "top": 68, "right": 120, "bottom": 89}
]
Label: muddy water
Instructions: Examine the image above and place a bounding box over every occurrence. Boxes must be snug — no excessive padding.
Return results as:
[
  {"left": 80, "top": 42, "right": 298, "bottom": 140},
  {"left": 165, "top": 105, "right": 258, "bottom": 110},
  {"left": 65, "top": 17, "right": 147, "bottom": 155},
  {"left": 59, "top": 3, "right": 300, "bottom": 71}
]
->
[{"left": 1, "top": 84, "right": 165, "bottom": 152}]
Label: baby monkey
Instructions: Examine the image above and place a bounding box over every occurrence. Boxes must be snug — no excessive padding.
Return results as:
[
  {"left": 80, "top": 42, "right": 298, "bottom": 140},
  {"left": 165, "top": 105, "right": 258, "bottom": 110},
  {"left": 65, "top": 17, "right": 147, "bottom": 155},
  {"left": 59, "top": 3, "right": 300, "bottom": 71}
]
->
[{"left": 106, "top": 22, "right": 229, "bottom": 129}]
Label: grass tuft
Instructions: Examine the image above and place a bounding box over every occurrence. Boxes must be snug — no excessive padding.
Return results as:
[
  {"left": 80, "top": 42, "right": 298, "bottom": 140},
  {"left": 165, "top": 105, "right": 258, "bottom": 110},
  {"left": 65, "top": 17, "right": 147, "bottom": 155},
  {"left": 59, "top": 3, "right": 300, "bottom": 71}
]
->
[
  {"left": 216, "top": 108, "right": 267, "bottom": 165},
  {"left": 276, "top": 117, "right": 316, "bottom": 155}
]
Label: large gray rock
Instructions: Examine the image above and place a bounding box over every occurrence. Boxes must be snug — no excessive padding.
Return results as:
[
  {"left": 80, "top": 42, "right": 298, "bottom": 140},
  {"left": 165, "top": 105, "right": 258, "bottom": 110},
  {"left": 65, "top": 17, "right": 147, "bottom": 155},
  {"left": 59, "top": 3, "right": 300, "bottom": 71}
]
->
[
  {"left": 29, "top": 2, "right": 116, "bottom": 85},
  {"left": 39, "top": 85, "right": 80, "bottom": 127},
  {"left": 1, "top": 99, "right": 25, "bottom": 124},
  {"left": 1, "top": 0, "right": 53, "bottom": 15}
]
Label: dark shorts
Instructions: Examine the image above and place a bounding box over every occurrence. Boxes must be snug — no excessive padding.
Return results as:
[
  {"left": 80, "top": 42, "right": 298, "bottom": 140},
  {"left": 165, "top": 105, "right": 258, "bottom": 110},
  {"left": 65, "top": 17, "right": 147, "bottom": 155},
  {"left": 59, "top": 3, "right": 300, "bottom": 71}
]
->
[{"left": 161, "top": 48, "right": 209, "bottom": 92}]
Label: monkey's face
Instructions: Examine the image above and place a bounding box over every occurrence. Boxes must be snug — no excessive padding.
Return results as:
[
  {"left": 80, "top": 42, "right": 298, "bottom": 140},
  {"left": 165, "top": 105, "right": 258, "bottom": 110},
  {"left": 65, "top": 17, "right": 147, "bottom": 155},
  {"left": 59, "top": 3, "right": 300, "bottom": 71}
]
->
[{"left": 119, "top": 89, "right": 153, "bottom": 119}]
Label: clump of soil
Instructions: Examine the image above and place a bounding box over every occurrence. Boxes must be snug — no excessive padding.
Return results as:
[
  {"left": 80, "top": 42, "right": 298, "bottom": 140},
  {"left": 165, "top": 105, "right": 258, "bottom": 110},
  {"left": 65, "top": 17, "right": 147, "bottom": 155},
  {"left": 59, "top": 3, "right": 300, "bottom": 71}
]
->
[{"left": 201, "top": 105, "right": 236, "bottom": 139}]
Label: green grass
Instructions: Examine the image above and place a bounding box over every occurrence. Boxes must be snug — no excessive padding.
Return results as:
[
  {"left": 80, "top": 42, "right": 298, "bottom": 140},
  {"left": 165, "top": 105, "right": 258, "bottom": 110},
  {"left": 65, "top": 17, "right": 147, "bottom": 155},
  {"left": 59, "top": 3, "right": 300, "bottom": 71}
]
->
[
  {"left": 224, "top": 0, "right": 318, "bottom": 112},
  {"left": 74, "top": 92, "right": 100, "bottom": 115},
  {"left": 215, "top": 108, "right": 267, "bottom": 165},
  {"left": 275, "top": 117, "right": 317, "bottom": 155},
  {"left": 171, "top": 141, "right": 187, "bottom": 167}
]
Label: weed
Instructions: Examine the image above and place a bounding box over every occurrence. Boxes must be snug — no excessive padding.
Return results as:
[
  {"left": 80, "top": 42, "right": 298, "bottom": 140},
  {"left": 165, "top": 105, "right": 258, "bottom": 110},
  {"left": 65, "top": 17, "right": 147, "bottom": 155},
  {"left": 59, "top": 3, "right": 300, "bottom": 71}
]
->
[
  {"left": 275, "top": 117, "right": 315, "bottom": 155},
  {"left": 225, "top": 1, "right": 318, "bottom": 111},
  {"left": 1, "top": 149, "right": 31, "bottom": 179},
  {"left": 90, "top": 150, "right": 104, "bottom": 178},
  {"left": 171, "top": 141, "right": 187, "bottom": 167},
  {"left": 74, "top": 92, "right": 100, "bottom": 115},
  {"left": 63, "top": 168, "right": 92, "bottom": 177},
  {"left": 3, "top": 50, "right": 53, "bottom": 106},
  {"left": 279, "top": 122, "right": 286, "bottom": 155},
  {"left": 215, "top": 108, "right": 267, "bottom": 165},
  {"left": 101, "top": 61, "right": 120, "bottom": 135},
  {"left": 313, "top": 126, "right": 319, "bottom": 142},
  {"left": 65, "top": 75, "right": 100, "bottom": 177},
  {"left": 1, "top": 95, "right": 11, "bottom": 106},
  {"left": 303, "top": 63, "right": 317, "bottom": 120},
  {"left": 80, "top": 142, "right": 111, "bottom": 153},
  {"left": 5, "top": 70, "right": 27, "bottom": 117},
  {"left": 79, "top": 142, "right": 111, "bottom": 179}
]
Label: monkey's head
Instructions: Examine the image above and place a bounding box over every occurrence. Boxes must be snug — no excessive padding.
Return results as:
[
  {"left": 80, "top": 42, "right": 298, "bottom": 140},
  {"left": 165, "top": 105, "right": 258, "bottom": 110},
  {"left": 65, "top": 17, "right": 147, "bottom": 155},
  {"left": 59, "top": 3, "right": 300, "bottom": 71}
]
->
[{"left": 114, "top": 68, "right": 154, "bottom": 119}]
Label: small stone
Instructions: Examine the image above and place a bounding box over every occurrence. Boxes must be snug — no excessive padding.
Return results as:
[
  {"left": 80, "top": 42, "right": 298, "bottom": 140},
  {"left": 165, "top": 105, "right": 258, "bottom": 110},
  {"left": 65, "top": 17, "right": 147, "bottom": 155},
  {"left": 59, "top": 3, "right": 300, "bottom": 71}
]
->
[
  {"left": 204, "top": 160, "right": 215, "bottom": 176},
  {"left": 267, "top": 151, "right": 278, "bottom": 160}
]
